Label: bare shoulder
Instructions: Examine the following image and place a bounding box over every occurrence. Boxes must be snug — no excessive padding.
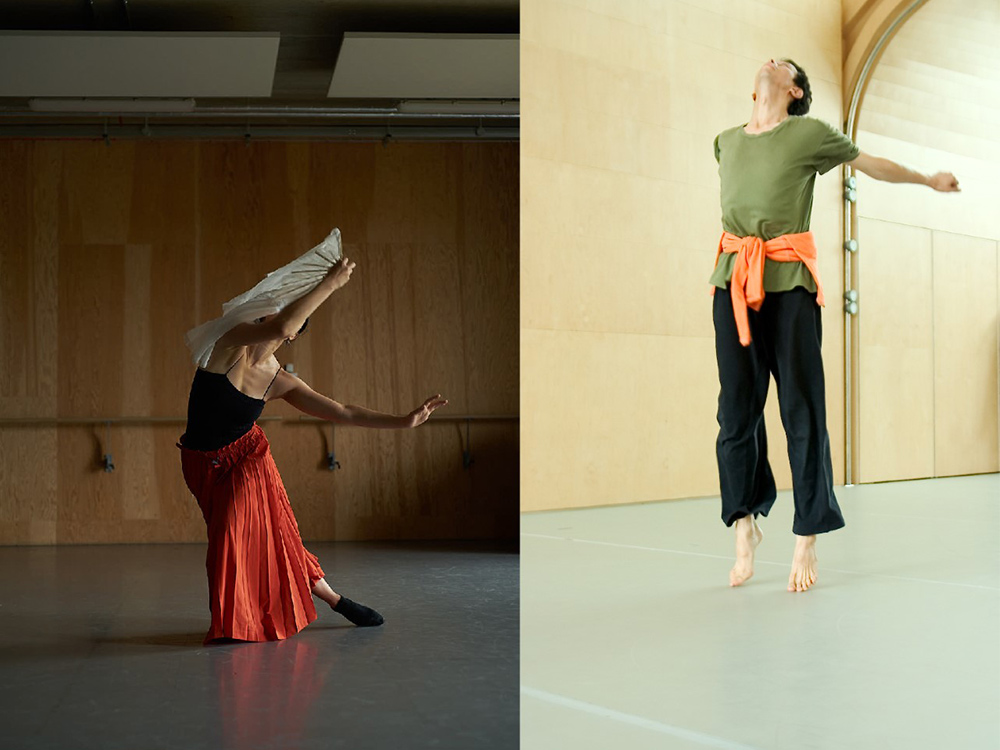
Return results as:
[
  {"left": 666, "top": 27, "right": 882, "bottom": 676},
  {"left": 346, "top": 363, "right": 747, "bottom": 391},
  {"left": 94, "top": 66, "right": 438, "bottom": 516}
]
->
[{"left": 266, "top": 367, "right": 308, "bottom": 400}]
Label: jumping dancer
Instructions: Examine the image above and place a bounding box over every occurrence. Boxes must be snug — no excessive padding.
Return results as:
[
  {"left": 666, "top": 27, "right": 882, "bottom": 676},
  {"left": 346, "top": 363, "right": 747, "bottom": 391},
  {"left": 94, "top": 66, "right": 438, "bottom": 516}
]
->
[
  {"left": 180, "top": 248, "right": 447, "bottom": 643},
  {"left": 711, "top": 58, "right": 958, "bottom": 592}
]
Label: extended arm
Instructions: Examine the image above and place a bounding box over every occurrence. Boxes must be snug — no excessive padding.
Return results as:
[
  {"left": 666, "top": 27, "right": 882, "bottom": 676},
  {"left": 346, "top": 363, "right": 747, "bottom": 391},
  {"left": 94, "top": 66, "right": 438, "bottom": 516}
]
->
[
  {"left": 847, "top": 151, "right": 960, "bottom": 192},
  {"left": 271, "top": 371, "right": 448, "bottom": 428}
]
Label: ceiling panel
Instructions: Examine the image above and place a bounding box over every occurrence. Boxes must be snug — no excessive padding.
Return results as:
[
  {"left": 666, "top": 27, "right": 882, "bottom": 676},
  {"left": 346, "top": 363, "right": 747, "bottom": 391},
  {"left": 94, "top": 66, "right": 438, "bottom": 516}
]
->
[
  {"left": 328, "top": 33, "right": 518, "bottom": 99},
  {"left": 0, "top": 31, "right": 280, "bottom": 97}
]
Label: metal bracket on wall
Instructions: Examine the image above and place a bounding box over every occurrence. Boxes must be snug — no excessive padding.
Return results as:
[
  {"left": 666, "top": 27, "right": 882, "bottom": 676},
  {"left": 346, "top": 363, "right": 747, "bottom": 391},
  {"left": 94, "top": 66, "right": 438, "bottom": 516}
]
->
[
  {"left": 102, "top": 420, "right": 115, "bottom": 472},
  {"left": 844, "top": 289, "right": 859, "bottom": 315},
  {"left": 844, "top": 174, "right": 857, "bottom": 202},
  {"left": 325, "top": 424, "right": 341, "bottom": 471}
]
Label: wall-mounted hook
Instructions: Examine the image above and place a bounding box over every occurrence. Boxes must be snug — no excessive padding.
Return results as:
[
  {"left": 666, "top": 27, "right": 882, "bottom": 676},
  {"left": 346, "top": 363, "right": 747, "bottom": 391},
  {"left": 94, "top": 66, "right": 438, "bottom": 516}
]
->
[
  {"left": 102, "top": 421, "right": 115, "bottom": 472},
  {"left": 324, "top": 424, "right": 341, "bottom": 470}
]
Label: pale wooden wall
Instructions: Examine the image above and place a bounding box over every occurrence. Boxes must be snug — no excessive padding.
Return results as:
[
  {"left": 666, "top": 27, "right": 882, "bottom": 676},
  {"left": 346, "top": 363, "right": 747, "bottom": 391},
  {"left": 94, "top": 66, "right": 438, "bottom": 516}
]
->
[
  {"left": 521, "top": 0, "right": 847, "bottom": 511},
  {"left": 854, "top": 0, "right": 1000, "bottom": 481},
  {"left": 0, "top": 140, "right": 519, "bottom": 545}
]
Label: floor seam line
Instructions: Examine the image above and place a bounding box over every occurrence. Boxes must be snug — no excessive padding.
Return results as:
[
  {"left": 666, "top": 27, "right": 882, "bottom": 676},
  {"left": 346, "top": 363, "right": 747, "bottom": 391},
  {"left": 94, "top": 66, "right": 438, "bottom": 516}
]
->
[
  {"left": 521, "top": 685, "right": 764, "bottom": 750},
  {"left": 520, "top": 533, "right": 1000, "bottom": 591}
]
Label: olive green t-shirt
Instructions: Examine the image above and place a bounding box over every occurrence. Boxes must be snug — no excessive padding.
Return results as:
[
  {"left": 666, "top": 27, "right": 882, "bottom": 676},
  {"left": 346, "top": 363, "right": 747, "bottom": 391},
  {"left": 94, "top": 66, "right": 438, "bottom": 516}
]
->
[{"left": 709, "top": 115, "right": 860, "bottom": 292}]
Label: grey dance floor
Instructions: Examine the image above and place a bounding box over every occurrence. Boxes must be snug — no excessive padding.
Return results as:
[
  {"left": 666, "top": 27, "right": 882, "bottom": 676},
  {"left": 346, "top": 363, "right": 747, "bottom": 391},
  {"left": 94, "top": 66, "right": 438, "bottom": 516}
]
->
[
  {"left": 0, "top": 540, "right": 518, "bottom": 750},
  {"left": 521, "top": 474, "right": 1000, "bottom": 750}
]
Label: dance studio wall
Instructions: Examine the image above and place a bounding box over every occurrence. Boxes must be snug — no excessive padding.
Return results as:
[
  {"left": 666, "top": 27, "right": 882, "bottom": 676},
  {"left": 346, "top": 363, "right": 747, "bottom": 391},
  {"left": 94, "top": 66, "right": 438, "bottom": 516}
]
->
[
  {"left": 842, "top": 0, "right": 917, "bottom": 110},
  {"left": 0, "top": 140, "right": 518, "bottom": 545},
  {"left": 521, "top": 0, "right": 847, "bottom": 511},
  {"left": 852, "top": 0, "right": 1000, "bottom": 482}
]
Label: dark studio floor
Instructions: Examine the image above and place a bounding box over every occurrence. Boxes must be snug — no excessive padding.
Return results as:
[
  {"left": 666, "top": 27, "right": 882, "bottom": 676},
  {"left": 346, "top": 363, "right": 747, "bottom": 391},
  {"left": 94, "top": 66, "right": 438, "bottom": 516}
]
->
[{"left": 0, "top": 540, "right": 519, "bottom": 750}]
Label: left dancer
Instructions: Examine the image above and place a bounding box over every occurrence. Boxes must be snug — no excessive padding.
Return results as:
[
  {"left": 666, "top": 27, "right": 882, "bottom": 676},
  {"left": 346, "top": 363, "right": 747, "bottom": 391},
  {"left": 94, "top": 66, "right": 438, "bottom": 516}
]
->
[{"left": 180, "top": 243, "right": 447, "bottom": 644}]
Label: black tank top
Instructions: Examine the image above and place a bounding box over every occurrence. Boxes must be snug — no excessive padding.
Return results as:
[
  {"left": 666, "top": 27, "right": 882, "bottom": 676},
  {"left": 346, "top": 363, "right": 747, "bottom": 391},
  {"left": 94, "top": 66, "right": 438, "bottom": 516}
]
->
[{"left": 183, "top": 356, "right": 279, "bottom": 451}]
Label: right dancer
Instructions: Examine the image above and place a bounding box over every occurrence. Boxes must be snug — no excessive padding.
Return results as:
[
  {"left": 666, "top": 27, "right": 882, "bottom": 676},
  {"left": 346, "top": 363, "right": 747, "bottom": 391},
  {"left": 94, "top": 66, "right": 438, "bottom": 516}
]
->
[{"left": 710, "top": 58, "right": 959, "bottom": 592}]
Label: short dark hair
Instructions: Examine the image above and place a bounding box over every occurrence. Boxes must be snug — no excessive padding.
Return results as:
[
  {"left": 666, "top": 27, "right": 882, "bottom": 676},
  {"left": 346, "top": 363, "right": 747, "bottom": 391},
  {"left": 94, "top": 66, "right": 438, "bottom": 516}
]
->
[{"left": 783, "top": 59, "right": 812, "bottom": 116}]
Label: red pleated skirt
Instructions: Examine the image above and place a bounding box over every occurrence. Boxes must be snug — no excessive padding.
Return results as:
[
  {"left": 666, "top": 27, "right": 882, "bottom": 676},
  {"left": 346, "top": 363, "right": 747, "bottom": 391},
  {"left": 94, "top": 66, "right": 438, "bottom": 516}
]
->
[{"left": 179, "top": 424, "right": 325, "bottom": 645}]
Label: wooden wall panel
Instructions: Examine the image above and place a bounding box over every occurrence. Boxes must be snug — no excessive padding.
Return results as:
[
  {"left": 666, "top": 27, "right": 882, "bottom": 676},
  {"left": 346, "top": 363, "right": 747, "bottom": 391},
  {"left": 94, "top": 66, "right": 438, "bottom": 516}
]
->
[
  {"left": 459, "top": 144, "right": 519, "bottom": 416},
  {"left": 0, "top": 140, "right": 517, "bottom": 545},
  {"left": 857, "top": 219, "right": 935, "bottom": 483},
  {"left": 855, "top": 0, "right": 1000, "bottom": 482},
  {"left": 0, "top": 143, "right": 61, "bottom": 545},
  {"left": 521, "top": 0, "right": 847, "bottom": 511},
  {"left": 932, "top": 231, "right": 999, "bottom": 477}
]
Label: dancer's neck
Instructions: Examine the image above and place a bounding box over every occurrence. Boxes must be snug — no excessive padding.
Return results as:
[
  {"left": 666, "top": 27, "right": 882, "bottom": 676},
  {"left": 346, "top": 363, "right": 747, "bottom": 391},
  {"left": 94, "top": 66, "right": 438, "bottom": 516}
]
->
[{"left": 745, "top": 92, "right": 788, "bottom": 133}]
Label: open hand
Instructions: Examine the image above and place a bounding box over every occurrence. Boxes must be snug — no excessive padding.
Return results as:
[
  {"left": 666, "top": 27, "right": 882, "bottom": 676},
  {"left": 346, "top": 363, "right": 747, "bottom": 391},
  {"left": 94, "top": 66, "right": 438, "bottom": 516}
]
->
[
  {"left": 406, "top": 394, "right": 449, "bottom": 428},
  {"left": 327, "top": 257, "right": 357, "bottom": 289},
  {"left": 928, "top": 172, "right": 960, "bottom": 192}
]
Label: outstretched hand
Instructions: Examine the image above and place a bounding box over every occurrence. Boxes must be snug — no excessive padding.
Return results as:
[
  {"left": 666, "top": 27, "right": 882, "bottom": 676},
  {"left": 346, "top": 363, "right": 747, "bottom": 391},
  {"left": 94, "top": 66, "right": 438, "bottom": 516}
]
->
[
  {"left": 327, "top": 257, "right": 357, "bottom": 289},
  {"left": 928, "top": 172, "right": 960, "bottom": 192},
  {"left": 406, "top": 394, "right": 449, "bottom": 428}
]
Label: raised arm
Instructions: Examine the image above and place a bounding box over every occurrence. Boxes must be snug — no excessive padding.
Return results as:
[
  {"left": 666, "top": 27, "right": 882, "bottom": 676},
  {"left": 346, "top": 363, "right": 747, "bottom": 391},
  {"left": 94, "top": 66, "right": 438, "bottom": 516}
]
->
[
  {"left": 215, "top": 258, "right": 357, "bottom": 349},
  {"left": 270, "top": 370, "right": 448, "bottom": 428},
  {"left": 847, "top": 151, "right": 960, "bottom": 192}
]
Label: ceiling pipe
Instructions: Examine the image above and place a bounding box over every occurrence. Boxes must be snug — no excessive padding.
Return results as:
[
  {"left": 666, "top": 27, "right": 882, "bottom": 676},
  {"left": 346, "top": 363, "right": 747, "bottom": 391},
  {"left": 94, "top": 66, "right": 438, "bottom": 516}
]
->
[
  {"left": 0, "top": 124, "right": 519, "bottom": 141},
  {"left": 0, "top": 107, "right": 519, "bottom": 122},
  {"left": 3, "top": 104, "right": 519, "bottom": 120}
]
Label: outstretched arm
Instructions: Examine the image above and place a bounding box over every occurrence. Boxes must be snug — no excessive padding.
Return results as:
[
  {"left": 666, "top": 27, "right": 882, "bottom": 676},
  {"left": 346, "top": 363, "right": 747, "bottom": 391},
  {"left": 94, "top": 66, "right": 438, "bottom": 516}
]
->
[
  {"left": 271, "top": 370, "right": 448, "bottom": 428},
  {"left": 847, "top": 151, "right": 960, "bottom": 192}
]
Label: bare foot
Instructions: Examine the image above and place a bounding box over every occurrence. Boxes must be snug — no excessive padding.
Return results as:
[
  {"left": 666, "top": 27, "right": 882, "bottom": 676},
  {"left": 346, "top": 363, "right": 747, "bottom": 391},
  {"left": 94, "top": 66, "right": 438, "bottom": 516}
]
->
[
  {"left": 729, "top": 516, "right": 763, "bottom": 587},
  {"left": 788, "top": 535, "right": 818, "bottom": 592}
]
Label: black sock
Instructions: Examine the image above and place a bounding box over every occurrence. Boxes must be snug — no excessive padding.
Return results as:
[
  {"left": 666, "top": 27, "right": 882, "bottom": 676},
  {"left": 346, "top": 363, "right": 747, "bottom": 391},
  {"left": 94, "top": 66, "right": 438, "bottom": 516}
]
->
[{"left": 333, "top": 596, "right": 384, "bottom": 627}]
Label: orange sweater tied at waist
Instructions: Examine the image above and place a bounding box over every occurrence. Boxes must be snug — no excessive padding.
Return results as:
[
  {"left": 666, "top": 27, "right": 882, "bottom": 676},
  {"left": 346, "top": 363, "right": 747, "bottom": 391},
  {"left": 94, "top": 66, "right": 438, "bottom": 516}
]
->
[{"left": 711, "top": 230, "right": 825, "bottom": 346}]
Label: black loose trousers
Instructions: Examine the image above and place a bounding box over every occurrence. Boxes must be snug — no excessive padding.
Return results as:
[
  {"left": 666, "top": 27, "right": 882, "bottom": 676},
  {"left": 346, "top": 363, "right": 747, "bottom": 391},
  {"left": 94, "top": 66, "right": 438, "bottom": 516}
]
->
[{"left": 713, "top": 285, "right": 845, "bottom": 536}]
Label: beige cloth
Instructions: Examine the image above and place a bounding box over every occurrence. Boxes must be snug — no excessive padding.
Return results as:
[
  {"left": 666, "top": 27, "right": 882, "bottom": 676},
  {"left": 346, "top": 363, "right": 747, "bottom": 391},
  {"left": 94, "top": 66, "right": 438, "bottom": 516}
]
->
[{"left": 185, "top": 229, "right": 343, "bottom": 367}]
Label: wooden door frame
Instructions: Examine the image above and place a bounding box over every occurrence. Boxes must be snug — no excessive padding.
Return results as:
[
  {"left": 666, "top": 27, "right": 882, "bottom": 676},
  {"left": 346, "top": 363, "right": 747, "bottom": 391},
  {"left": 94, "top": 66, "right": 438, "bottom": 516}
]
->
[{"left": 841, "top": 0, "right": 930, "bottom": 484}]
